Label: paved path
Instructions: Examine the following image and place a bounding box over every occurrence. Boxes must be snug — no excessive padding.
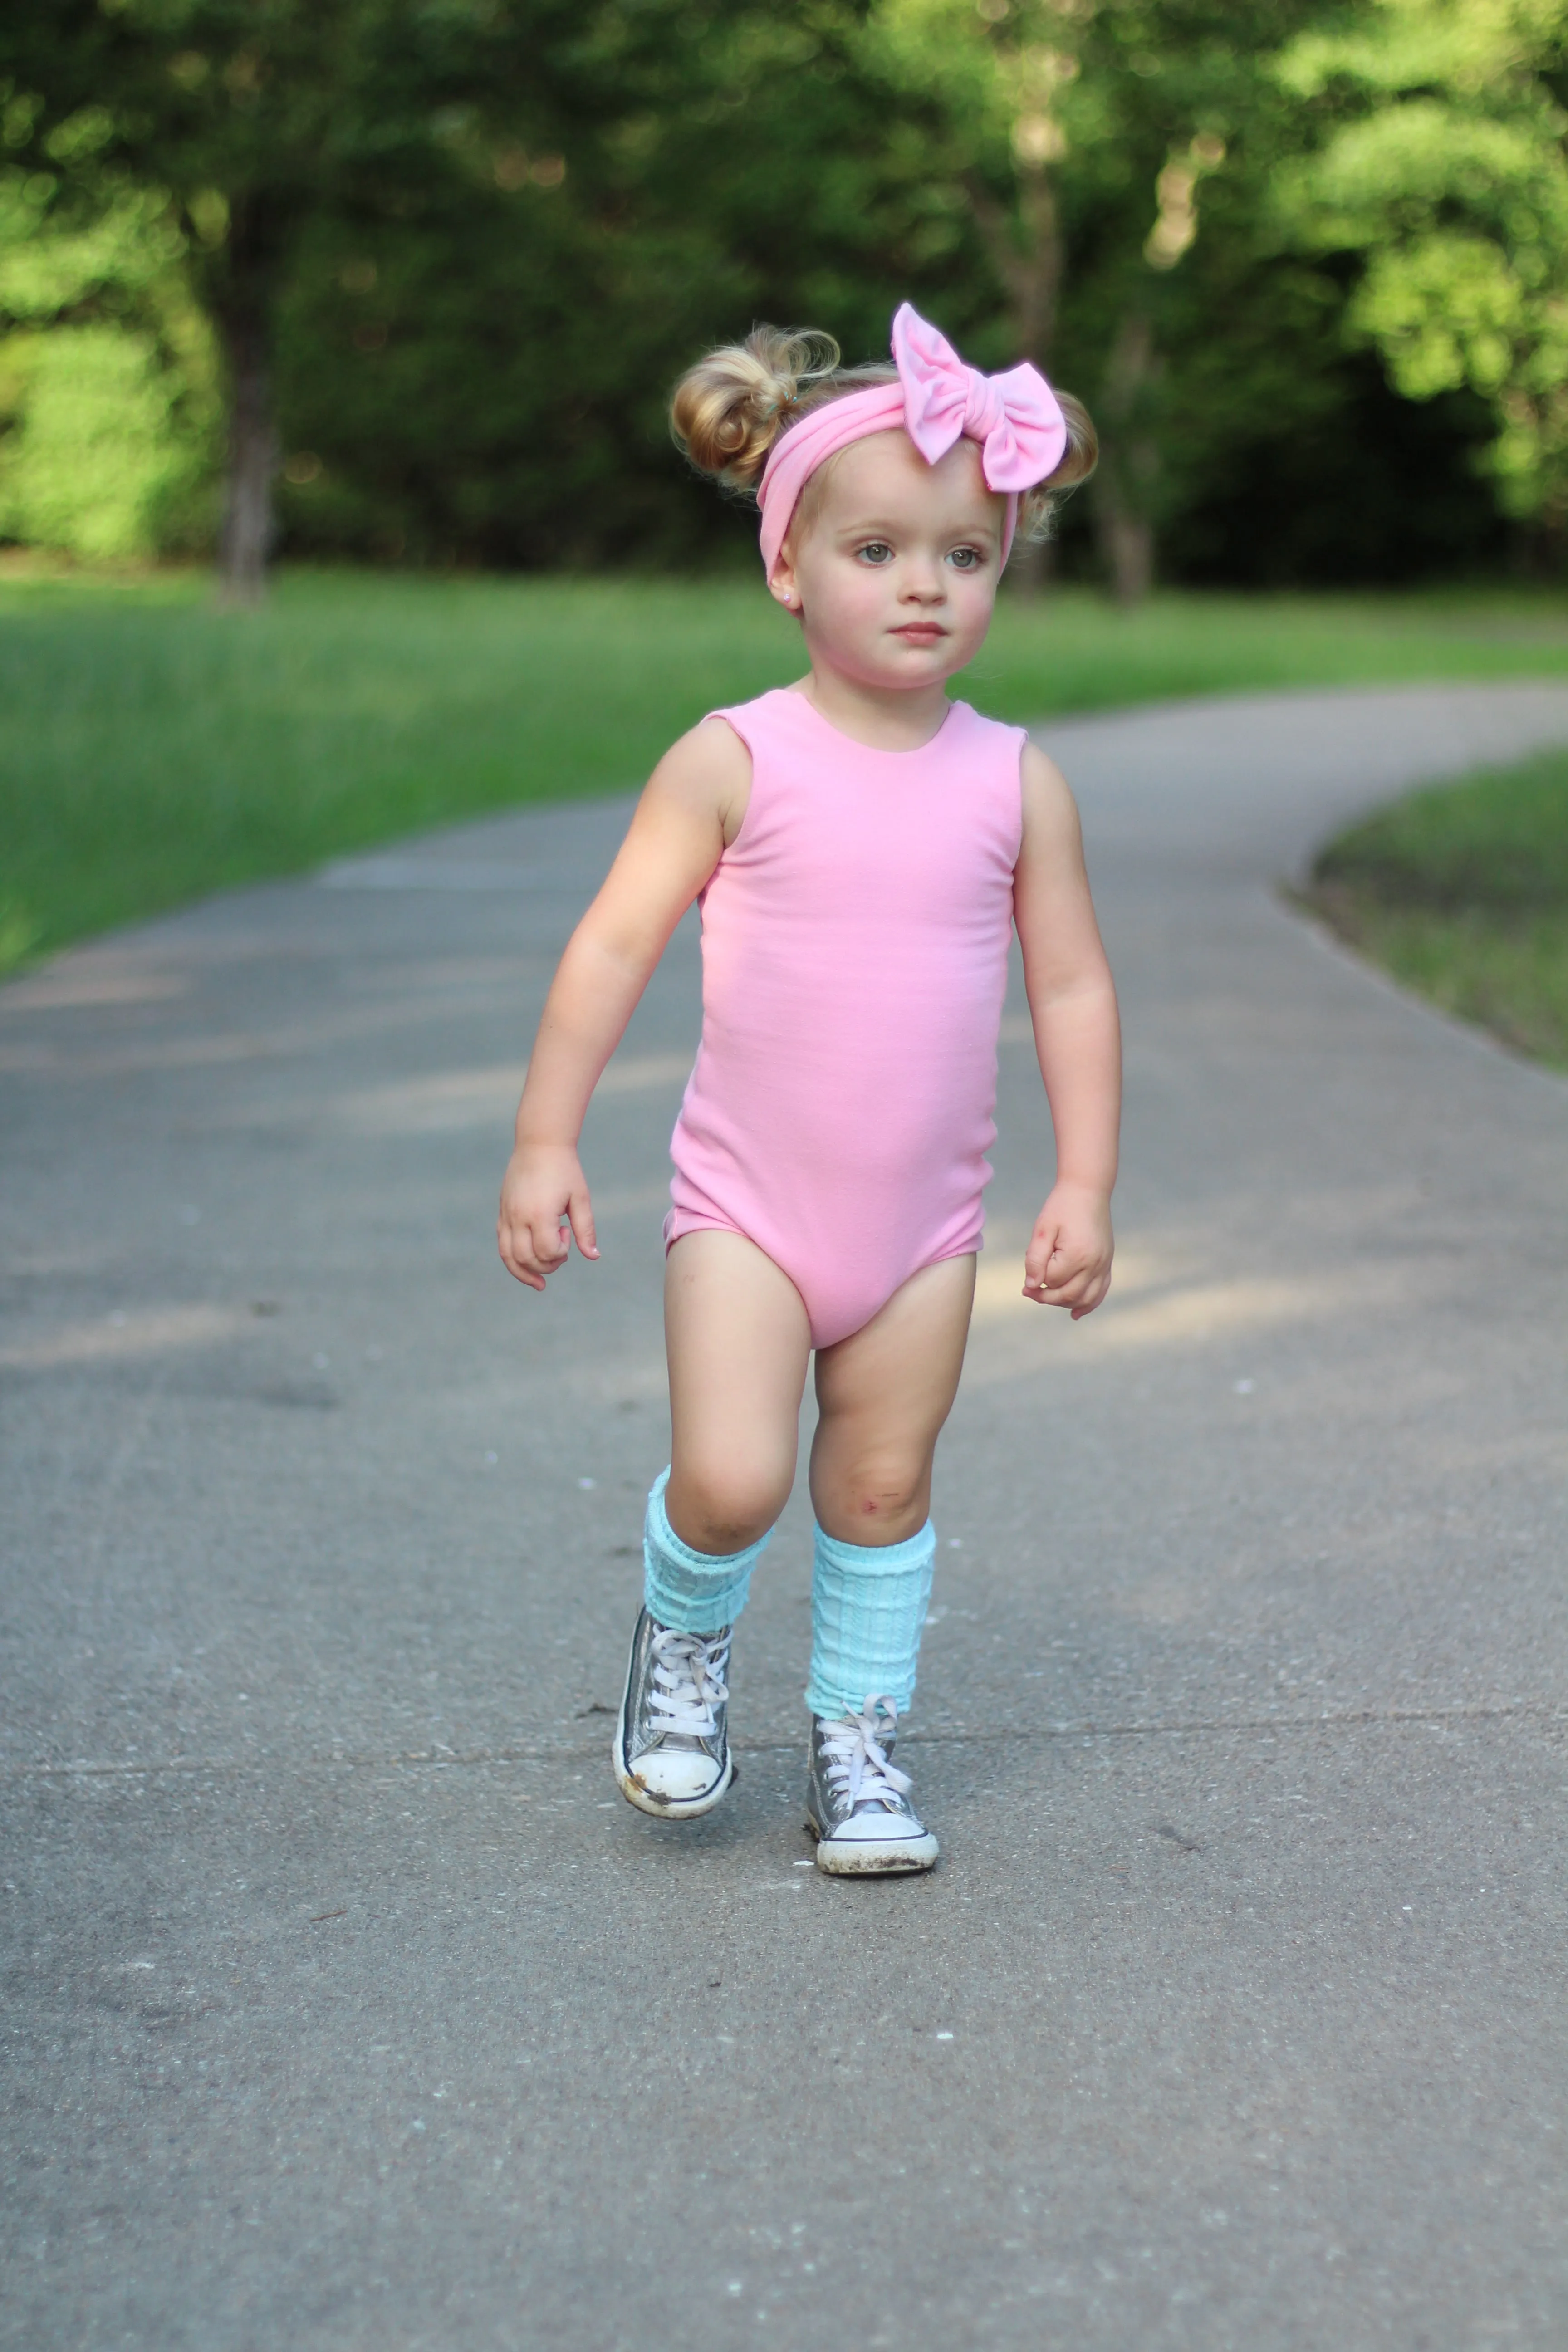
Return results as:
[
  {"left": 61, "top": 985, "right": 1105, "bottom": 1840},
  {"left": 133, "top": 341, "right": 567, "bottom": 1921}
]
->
[{"left": 4, "top": 683, "right": 1568, "bottom": 2351}]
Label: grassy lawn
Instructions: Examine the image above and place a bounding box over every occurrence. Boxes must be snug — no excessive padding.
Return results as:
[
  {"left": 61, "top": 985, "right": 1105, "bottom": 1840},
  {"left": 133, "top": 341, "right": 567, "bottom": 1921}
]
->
[
  {"left": 5, "top": 564, "right": 1568, "bottom": 970},
  {"left": 1305, "top": 747, "right": 1568, "bottom": 1070}
]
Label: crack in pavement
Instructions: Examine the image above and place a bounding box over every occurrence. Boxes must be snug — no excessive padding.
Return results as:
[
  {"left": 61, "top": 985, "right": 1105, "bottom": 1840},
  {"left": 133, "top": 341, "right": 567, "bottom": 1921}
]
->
[{"left": 7, "top": 1699, "right": 1563, "bottom": 1782}]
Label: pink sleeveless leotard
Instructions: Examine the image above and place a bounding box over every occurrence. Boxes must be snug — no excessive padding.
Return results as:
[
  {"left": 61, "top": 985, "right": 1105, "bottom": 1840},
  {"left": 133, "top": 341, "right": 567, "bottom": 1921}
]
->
[{"left": 664, "top": 688, "right": 1027, "bottom": 1349}]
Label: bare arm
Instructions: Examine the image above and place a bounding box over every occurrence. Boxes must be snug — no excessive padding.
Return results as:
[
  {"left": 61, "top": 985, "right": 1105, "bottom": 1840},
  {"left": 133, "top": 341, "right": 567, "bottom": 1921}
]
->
[
  {"left": 497, "top": 719, "right": 750, "bottom": 1290},
  {"left": 1012, "top": 741, "right": 1122, "bottom": 1316}
]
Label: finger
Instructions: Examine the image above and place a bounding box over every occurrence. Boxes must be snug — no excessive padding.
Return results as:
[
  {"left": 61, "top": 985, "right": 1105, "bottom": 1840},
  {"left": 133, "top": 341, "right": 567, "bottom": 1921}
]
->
[
  {"left": 531, "top": 1216, "right": 570, "bottom": 1268},
  {"left": 1040, "top": 1264, "right": 1102, "bottom": 1310},
  {"left": 1023, "top": 1229, "right": 1061, "bottom": 1291},
  {"left": 1036, "top": 1249, "right": 1089, "bottom": 1296},
  {"left": 1067, "top": 1269, "right": 1113, "bottom": 1318},
  {"left": 566, "top": 1187, "right": 599, "bottom": 1261},
  {"left": 499, "top": 1218, "right": 557, "bottom": 1289},
  {"left": 498, "top": 1236, "right": 546, "bottom": 1292}
]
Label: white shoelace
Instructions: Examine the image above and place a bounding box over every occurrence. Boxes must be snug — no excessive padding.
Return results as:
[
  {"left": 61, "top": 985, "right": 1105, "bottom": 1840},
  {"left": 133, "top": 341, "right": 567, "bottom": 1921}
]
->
[
  {"left": 819, "top": 1696, "right": 913, "bottom": 1813},
  {"left": 647, "top": 1627, "right": 730, "bottom": 1742}
]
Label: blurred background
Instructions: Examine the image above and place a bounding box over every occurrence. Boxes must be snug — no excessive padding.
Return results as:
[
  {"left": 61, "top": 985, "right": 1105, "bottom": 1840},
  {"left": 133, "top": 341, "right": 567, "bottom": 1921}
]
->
[
  {"left": 4, "top": 0, "right": 1563, "bottom": 595},
  {"left": 1, "top": 0, "right": 1565, "bottom": 1061}
]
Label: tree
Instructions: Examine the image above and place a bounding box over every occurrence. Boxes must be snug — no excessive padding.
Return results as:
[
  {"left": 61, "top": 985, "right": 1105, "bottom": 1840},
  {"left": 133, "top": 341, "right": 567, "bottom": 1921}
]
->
[
  {"left": 0, "top": 0, "right": 602, "bottom": 597},
  {"left": 857, "top": 0, "right": 1340, "bottom": 599},
  {"left": 1275, "top": 0, "right": 1568, "bottom": 540},
  {"left": 266, "top": 2, "right": 1009, "bottom": 570},
  {"left": 0, "top": 0, "right": 1516, "bottom": 590},
  {"left": 0, "top": 164, "right": 218, "bottom": 559}
]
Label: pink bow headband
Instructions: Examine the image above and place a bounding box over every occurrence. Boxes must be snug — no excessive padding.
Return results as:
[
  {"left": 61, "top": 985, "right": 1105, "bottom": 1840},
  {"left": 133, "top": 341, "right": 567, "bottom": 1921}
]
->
[{"left": 755, "top": 302, "right": 1068, "bottom": 579}]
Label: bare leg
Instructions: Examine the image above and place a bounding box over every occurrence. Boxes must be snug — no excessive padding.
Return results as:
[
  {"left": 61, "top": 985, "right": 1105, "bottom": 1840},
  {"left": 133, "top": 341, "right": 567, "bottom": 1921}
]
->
[
  {"left": 810, "top": 1254, "right": 976, "bottom": 1545},
  {"left": 664, "top": 1230, "right": 813, "bottom": 1554}
]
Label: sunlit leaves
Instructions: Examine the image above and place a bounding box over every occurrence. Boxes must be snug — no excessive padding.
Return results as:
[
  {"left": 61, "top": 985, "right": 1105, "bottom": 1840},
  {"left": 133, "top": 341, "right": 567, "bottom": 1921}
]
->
[{"left": 1275, "top": 0, "right": 1568, "bottom": 516}]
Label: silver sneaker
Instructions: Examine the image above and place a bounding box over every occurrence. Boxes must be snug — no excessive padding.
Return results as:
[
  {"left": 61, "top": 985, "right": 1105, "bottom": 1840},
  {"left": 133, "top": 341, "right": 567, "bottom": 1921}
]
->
[
  {"left": 806, "top": 1696, "right": 938, "bottom": 1875},
  {"left": 613, "top": 1607, "right": 735, "bottom": 1819}
]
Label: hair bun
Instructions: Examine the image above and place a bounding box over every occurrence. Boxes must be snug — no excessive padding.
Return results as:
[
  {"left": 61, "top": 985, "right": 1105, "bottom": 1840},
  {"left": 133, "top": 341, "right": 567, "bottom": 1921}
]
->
[{"left": 670, "top": 326, "right": 843, "bottom": 490}]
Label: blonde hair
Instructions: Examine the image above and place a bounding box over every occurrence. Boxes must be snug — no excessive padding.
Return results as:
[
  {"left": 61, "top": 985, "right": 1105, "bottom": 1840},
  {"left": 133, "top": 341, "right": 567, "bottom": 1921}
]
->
[{"left": 669, "top": 321, "right": 1097, "bottom": 547}]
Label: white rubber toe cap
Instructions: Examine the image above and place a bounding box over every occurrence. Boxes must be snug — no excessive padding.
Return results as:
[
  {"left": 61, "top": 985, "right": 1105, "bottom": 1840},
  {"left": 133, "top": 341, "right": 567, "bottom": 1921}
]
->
[
  {"left": 631, "top": 1748, "right": 723, "bottom": 1803},
  {"left": 831, "top": 1806, "right": 928, "bottom": 1843},
  {"left": 614, "top": 1739, "right": 734, "bottom": 1818}
]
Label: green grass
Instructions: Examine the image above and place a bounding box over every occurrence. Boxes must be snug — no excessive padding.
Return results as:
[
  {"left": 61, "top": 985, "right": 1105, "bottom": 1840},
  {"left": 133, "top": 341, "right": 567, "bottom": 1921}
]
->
[
  {"left": 1307, "top": 746, "right": 1568, "bottom": 1069},
  {"left": 5, "top": 564, "right": 1568, "bottom": 970}
]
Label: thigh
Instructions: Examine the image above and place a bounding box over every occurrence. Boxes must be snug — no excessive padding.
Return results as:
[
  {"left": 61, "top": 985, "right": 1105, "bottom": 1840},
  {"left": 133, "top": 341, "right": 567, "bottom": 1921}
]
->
[
  {"left": 664, "top": 1230, "right": 813, "bottom": 1548},
  {"left": 809, "top": 1254, "right": 976, "bottom": 1543}
]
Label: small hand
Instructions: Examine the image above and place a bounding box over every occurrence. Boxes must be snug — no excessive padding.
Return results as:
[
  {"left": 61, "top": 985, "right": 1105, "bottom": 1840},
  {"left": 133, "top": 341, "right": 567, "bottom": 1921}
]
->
[
  {"left": 1023, "top": 1182, "right": 1113, "bottom": 1318},
  {"left": 497, "top": 1142, "right": 599, "bottom": 1291}
]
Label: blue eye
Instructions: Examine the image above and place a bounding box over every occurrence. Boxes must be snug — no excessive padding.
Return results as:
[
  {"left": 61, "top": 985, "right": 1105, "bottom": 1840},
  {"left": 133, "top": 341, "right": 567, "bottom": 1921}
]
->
[
  {"left": 858, "top": 542, "right": 893, "bottom": 564},
  {"left": 949, "top": 547, "right": 983, "bottom": 570}
]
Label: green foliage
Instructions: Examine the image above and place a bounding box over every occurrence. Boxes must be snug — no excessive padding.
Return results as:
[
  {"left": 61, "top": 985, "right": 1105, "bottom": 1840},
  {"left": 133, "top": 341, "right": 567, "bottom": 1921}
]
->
[
  {"left": 258, "top": 0, "right": 1510, "bottom": 581},
  {"left": 270, "top": 2, "right": 1022, "bottom": 566},
  {"left": 5, "top": 568, "right": 1568, "bottom": 969},
  {"left": 3, "top": 324, "right": 183, "bottom": 557},
  {"left": 0, "top": 170, "right": 220, "bottom": 557},
  {"left": 0, "top": 0, "right": 1539, "bottom": 581},
  {"left": 852, "top": 0, "right": 1390, "bottom": 581},
  {"left": 1276, "top": 0, "right": 1568, "bottom": 524},
  {"left": 0, "top": 0, "right": 676, "bottom": 582}
]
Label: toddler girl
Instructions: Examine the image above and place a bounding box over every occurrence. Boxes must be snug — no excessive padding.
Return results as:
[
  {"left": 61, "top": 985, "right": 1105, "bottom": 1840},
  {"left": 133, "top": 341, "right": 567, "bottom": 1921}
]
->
[{"left": 498, "top": 304, "right": 1120, "bottom": 1874}]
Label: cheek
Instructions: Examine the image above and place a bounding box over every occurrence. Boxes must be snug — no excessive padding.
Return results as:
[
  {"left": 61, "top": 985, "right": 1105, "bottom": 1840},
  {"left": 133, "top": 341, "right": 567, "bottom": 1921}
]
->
[
  {"left": 949, "top": 570, "right": 998, "bottom": 626},
  {"left": 809, "top": 564, "right": 888, "bottom": 626}
]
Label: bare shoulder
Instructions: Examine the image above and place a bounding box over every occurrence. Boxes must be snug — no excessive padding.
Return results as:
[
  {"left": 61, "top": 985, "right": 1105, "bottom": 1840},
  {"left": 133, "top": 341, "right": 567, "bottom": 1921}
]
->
[
  {"left": 1019, "top": 739, "right": 1083, "bottom": 855},
  {"left": 642, "top": 714, "right": 753, "bottom": 843}
]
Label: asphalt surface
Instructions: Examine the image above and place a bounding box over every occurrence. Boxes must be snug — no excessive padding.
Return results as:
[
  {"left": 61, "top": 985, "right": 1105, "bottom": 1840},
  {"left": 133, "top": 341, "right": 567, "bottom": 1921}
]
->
[{"left": 4, "top": 681, "right": 1568, "bottom": 2351}]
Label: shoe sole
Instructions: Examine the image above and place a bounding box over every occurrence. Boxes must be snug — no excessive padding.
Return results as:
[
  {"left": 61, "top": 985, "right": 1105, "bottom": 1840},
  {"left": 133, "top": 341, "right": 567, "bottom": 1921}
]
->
[{"left": 805, "top": 1813, "right": 939, "bottom": 1875}]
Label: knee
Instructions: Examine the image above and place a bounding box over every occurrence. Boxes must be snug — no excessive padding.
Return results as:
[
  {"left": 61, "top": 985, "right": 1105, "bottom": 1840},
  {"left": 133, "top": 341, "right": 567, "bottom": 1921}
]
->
[
  {"left": 666, "top": 1459, "right": 788, "bottom": 1556},
  {"left": 829, "top": 1451, "right": 929, "bottom": 1535}
]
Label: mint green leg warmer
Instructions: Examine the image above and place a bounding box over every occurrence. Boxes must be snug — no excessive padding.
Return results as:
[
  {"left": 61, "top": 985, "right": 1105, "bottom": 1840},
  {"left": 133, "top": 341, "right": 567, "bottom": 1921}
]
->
[
  {"left": 642, "top": 1467, "right": 771, "bottom": 1637},
  {"left": 805, "top": 1519, "right": 936, "bottom": 1720}
]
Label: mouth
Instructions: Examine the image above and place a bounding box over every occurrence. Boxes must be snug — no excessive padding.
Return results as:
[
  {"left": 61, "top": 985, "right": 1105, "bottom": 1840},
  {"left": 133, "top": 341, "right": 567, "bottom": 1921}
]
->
[{"left": 891, "top": 623, "right": 947, "bottom": 645}]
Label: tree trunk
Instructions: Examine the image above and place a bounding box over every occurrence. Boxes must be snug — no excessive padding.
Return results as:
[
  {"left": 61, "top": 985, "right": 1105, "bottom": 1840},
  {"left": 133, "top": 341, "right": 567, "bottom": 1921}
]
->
[
  {"left": 203, "top": 195, "right": 283, "bottom": 608},
  {"left": 1093, "top": 310, "right": 1157, "bottom": 606},
  {"left": 1100, "top": 504, "right": 1154, "bottom": 605},
  {"left": 968, "top": 161, "right": 1065, "bottom": 597},
  {"left": 216, "top": 304, "right": 278, "bottom": 606},
  {"left": 1011, "top": 162, "right": 1063, "bottom": 370}
]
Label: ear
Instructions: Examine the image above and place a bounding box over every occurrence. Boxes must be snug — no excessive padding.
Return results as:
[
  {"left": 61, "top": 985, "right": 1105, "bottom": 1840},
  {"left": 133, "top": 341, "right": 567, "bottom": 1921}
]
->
[{"left": 768, "top": 551, "right": 802, "bottom": 614}]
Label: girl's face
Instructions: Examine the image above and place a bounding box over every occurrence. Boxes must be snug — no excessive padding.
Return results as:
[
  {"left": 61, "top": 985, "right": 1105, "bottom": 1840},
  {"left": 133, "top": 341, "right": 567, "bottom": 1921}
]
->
[{"left": 771, "top": 430, "right": 1006, "bottom": 693}]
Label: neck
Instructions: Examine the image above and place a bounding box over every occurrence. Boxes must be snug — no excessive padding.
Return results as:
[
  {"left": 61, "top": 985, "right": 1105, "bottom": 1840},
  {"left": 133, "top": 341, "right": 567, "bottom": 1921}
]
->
[{"left": 796, "top": 656, "right": 954, "bottom": 752}]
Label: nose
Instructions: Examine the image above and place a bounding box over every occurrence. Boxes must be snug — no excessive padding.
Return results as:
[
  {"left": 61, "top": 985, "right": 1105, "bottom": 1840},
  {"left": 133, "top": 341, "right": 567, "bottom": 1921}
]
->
[{"left": 899, "top": 556, "right": 945, "bottom": 603}]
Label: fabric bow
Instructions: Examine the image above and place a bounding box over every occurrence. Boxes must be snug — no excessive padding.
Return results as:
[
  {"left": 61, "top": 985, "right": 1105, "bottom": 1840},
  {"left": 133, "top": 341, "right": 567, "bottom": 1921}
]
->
[{"left": 892, "top": 302, "right": 1066, "bottom": 491}]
